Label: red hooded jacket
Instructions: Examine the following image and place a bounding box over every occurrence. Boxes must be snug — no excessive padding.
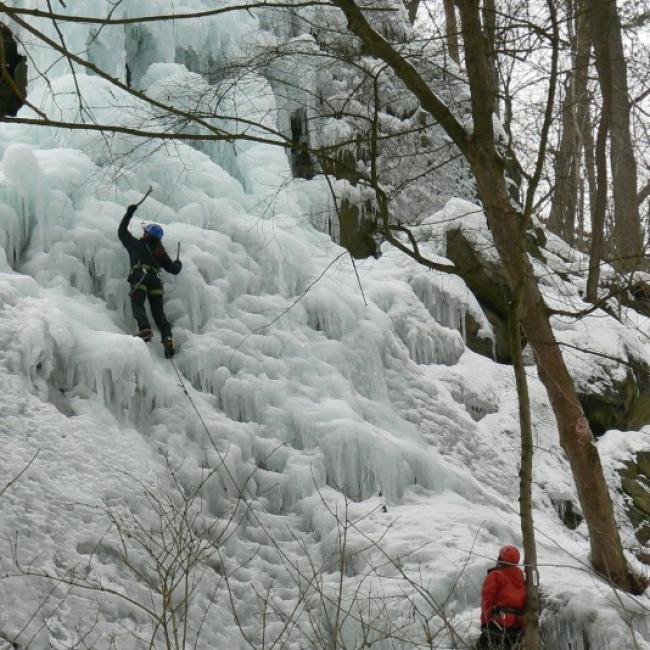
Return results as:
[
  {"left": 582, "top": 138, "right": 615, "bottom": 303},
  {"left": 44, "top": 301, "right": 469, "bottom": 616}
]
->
[{"left": 480, "top": 565, "right": 525, "bottom": 628}]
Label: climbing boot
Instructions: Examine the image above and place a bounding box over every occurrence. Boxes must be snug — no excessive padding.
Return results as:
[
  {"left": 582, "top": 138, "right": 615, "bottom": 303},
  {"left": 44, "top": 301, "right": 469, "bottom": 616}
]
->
[
  {"left": 137, "top": 328, "right": 153, "bottom": 342},
  {"left": 162, "top": 337, "right": 175, "bottom": 359}
]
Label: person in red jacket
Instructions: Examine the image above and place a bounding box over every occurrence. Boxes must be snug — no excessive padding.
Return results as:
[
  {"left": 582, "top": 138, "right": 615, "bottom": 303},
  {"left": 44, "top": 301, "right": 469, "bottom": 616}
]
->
[{"left": 476, "top": 545, "right": 525, "bottom": 649}]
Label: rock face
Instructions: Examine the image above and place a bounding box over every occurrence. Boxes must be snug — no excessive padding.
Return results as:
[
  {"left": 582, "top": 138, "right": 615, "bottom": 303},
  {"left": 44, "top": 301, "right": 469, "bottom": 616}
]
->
[
  {"left": 0, "top": 24, "right": 27, "bottom": 118},
  {"left": 620, "top": 452, "right": 650, "bottom": 546},
  {"left": 289, "top": 108, "right": 315, "bottom": 180},
  {"left": 549, "top": 496, "right": 583, "bottom": 530},
  {"left": 445, "top": 226, "right": 522, "bottom": 363},
  {"left": 445, "top": 222, "right": 650, "bottom": 433},
  {"left": 619, "top": 274, "right": 650, "bottom": 319},
  {"left": 318, "top": 149, "right": 383, "bottom": 260},
  {"left": 579, "top": 359, "right": 650, "bottom": 435},
  {"left": 338, "top": 199, "right": 382, "bottom": 260},
  {"left": 464, "top": 310, "right": 495, "bottom": 359}
]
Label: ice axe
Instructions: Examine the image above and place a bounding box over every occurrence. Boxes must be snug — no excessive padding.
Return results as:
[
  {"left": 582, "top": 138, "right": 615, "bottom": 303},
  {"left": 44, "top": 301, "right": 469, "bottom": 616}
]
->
[
  {"left": 135, "top": 185, "right": 153, "bottom": 207},
  {"left": 176, "top": 242, "right": 181, "bottom": 262}
]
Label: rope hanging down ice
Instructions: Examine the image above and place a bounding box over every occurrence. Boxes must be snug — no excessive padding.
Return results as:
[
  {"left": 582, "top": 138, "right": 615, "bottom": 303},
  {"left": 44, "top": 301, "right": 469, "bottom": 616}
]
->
[
  {"left": 167, "top": 357, "right": 275, "bottom": 537},
  {"left": 166, "top": 359, "right": 392, "bottom": 634},
  {"left": 168, "top": 357, "right": 217, "bottom": 449}
]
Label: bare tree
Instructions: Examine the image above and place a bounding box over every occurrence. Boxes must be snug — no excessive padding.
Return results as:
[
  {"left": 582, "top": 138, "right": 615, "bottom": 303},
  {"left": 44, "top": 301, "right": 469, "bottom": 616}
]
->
[
  {"left": 10, "top": 464, "right": 228, "bottom": 650},
  {"left": 509, "top": 272, "right": 540, "bottom": 650},
  {"left": 331, "top": 0, "right": 642, "bottom": 593},
  {"left": 548, "top": 0, "right": 591, "bottom": 248},
  {"left": 587, "top": 0, "right": 644, "bottom": 272}
]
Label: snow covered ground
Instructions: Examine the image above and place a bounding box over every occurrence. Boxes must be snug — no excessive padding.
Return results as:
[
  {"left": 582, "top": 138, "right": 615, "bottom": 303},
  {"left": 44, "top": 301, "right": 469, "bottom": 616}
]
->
[{"left": 0, "top": 2, "right": 649, "bottom": 649}]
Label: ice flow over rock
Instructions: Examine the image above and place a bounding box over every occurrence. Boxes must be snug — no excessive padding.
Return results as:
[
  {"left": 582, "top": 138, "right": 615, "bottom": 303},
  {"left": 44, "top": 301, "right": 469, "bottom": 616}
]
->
[{"left": 0, "top": 2, "right": 648, "bottom": 649}]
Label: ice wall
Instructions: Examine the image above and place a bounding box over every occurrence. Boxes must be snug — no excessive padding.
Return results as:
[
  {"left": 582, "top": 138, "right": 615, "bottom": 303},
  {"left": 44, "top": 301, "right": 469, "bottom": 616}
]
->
[{"left": 0, "top": 2, "right": 648, "bottom": 649}]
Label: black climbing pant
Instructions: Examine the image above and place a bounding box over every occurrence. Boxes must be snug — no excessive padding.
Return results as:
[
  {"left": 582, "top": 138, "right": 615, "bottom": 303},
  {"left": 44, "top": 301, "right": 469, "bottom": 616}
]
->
[
  {"left": 475, "top": 624, "right": 523, "bottom": 650},
  {"left": 129, "top": 275, "right": 172, "bottom": 340}
]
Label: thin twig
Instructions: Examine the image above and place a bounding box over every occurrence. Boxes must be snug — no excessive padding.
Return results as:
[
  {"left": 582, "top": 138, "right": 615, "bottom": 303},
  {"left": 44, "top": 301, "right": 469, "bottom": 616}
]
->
[
  {"left": 0, "top": 450, "right": 39, "bottom": 499},
  {"left": 349, "top": 254, "right": 368, "bottom": 306}
]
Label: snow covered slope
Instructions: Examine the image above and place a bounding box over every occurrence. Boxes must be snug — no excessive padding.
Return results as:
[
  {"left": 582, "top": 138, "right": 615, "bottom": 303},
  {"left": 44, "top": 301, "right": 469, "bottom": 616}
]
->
[{"left": 0, "top": 3, "right": 649, "bottom": 649}]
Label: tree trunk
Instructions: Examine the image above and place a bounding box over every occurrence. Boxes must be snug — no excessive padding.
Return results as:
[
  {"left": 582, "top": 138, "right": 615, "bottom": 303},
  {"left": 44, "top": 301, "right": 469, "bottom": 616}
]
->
[
  {"left": 509, "top": 250, "right": 541, "bottom": 650},
  {"left": 481, "top": 0, "right": 499, "bottom": 115},
  {"left": 587, "top": 0, "right": 643, "bottom": 271},
  {"left": 582, "top": 108, "right": 598, "bottom": 253},
  {"left": 549, "top": 0, "right": 590, "bottom": 245},
  {"left": 586, "top": 107, "right": 609, "bottom": 302},
  {"left": 403, "top": 0, "right": 420, "bottom": 23},
  {"left": 577, "top": 171, "right": 585, "bottom": 247},
  {"left": 573, "top": 0, "right": 592, "bottom": 249},
  {"left": 549, "top": 77, "right": 579, "bottom": 243},
  {"left": 443, "top": 0, "right": 460, "bottom": 65},
  {"left": 470, "top": 144, "right": 635, "bottom": 591}
]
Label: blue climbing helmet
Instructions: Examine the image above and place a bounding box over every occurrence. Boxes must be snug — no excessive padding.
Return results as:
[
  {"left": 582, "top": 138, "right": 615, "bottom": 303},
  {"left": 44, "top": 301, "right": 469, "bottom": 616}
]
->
[{"left": 143, "top": 223, "right": 163, "bottom": 240}]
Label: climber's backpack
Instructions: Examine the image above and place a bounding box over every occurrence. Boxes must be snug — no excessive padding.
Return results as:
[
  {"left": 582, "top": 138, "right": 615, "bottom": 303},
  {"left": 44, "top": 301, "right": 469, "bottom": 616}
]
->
[{"left": 0, "top": 23, "right": 27, "bottom": 117}]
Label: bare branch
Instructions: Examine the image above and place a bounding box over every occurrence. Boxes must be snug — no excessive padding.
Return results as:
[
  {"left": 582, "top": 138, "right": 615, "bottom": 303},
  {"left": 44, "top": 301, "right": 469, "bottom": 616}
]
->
[{"left": 331, "top": 0, "right": 469, "bottom": 154}]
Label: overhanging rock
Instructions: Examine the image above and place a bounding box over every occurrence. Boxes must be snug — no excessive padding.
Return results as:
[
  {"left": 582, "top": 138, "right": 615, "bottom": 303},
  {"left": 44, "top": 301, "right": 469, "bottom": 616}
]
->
[{"left": 0, "top": 24, "right": 27, "bottom": 117}]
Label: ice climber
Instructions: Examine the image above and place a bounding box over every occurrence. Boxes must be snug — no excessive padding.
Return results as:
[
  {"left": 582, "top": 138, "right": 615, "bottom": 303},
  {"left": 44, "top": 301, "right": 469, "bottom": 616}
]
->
[
  {"left": 476, "top": 545, "right": 525, "bottom": 649},
  {"left": 118, "top": 202, "right": 182, "bottom": 358}
]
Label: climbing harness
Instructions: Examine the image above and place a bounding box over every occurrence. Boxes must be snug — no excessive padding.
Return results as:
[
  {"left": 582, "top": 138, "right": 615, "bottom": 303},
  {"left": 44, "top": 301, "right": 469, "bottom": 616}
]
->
[
  {"left": 131, "top": 263, "right": 161, "bottom": 277},
  {"left": 128, "top": 274, "right": 145, "bottom": 297},
  {"left": 128, "top": 238, "right": 163, "bottom": 296},
  {"left": 128, "top": 264, "right": 163, "bottom": 296}
]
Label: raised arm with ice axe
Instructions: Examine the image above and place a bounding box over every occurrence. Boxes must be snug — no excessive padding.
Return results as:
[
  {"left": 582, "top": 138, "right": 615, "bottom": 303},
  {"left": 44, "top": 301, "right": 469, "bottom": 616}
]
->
[{"left": 117, "top": 187, "right": 182, "bottom": 358}]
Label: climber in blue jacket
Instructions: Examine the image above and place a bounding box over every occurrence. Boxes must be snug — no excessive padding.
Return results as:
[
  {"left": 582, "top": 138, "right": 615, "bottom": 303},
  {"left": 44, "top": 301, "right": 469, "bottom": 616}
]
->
[{"left": 118, "top": 202, "right": 182, "bottom": 358}]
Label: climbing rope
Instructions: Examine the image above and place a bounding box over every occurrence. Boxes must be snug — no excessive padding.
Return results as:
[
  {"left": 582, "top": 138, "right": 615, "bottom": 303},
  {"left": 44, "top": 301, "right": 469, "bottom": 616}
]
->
[
  {"left": 164, "top": 355, "right": 399, "bottom": 639},
  {"left": 168, "top": 356, "right": 260, "bottom": 506},
  {"left": 167, "top": 355, "right": 238, "bottom": 526},
  {"left": 228, "top": 250, "right": 347, "bottom": 365},
  {"left": 349, "top": 253, "right": 367, "bottom": 306},
  {"left": 168, "top": 357, "right": 218, "bottom": 450}
]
